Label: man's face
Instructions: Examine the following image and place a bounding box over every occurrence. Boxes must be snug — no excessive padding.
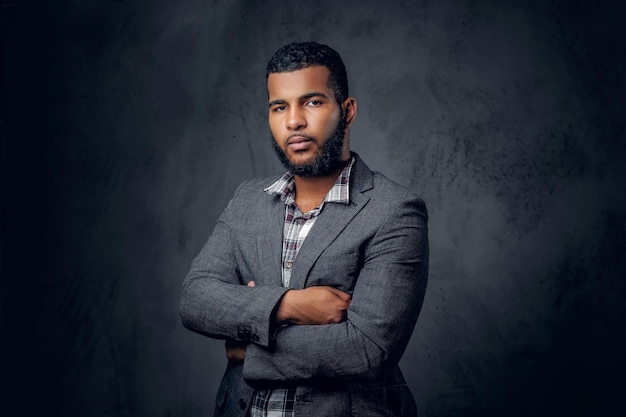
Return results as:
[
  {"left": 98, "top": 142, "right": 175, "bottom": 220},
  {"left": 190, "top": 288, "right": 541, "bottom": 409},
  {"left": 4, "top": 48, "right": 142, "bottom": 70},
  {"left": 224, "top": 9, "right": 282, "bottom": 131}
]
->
[{"left": 267, "top": 66, "right": 347, "bottom": 176}]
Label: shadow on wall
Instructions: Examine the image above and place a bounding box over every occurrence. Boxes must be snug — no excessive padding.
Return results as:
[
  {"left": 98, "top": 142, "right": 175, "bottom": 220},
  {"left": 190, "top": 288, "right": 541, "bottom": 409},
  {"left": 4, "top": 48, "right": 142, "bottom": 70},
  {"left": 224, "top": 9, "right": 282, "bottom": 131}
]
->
[{"left": 2, "top": 1, "right": 625, "bottom": 416}]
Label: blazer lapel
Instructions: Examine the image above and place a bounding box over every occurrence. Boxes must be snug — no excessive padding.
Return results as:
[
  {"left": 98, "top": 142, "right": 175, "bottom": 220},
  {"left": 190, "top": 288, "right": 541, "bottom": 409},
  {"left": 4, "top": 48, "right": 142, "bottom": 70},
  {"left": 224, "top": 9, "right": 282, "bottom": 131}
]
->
[
  {"left": 289, "top": 155, "right": 374, "bottom": 290},
  {"left": 255, "top": 192, "right": 285, "bottom": 286}
]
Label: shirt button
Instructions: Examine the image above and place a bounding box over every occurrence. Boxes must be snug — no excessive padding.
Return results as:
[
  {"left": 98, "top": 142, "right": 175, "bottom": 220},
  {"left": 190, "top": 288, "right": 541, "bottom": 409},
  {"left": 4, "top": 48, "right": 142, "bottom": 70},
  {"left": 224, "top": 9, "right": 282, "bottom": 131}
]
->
[{"left": 285, "top": 261, "right": 293, "bottom": 268}]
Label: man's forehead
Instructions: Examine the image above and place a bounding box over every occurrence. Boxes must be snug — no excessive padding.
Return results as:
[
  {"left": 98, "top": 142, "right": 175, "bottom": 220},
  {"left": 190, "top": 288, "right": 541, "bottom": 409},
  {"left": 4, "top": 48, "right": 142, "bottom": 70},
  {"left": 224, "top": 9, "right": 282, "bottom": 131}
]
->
[{"left": 267, "top": 66, "right": 332, "bottom": 99}]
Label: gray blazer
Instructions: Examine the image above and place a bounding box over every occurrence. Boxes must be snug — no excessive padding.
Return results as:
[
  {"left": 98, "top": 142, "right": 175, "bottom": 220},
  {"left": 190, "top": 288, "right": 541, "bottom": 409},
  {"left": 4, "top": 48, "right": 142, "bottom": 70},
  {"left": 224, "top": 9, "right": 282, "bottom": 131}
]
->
[{"left": 180, "top": 154, "right": 429, "bottom": 417}]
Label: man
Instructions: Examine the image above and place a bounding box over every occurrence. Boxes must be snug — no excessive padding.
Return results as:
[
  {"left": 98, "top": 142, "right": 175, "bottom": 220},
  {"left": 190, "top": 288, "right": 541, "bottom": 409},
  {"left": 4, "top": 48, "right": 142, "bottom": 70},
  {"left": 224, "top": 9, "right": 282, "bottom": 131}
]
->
[{"left": 180, "top": 42, "right": 429, "bottom": 417}]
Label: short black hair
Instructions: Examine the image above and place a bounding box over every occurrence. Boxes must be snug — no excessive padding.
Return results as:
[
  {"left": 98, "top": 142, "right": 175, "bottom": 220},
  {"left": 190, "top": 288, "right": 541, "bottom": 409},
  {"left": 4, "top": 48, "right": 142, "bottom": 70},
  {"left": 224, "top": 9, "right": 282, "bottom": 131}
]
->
[{"left": 266, "top": 42, "right": 349, "bottom": 104}]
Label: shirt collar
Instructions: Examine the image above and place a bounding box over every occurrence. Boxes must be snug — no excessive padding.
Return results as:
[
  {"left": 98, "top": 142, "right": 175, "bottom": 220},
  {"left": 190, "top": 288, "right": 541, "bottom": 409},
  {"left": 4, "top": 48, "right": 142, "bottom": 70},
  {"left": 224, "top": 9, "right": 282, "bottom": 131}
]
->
[{"left": 265, "top": 157, "right": 355, "bottom": 206}]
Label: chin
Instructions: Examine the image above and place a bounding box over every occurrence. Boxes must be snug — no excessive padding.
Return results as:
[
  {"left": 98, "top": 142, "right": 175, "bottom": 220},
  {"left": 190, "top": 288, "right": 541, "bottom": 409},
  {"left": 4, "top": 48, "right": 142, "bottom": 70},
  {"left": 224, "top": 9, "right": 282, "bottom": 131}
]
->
[{"left": 288, "top": 151, "right": 318, "bottom": 165}]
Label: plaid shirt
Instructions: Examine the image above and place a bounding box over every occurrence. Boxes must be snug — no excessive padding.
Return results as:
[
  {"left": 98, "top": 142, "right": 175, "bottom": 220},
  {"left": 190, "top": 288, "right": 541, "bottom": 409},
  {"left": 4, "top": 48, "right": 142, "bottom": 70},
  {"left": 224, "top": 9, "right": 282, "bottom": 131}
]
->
[{"left": 250, "top": 157, "right": 354, "bottom": 417}]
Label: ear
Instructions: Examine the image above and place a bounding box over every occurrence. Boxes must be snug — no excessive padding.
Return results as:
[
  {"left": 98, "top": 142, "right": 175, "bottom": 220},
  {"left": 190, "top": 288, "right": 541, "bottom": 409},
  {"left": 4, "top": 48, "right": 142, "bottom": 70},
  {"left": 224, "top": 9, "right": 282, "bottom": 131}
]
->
[{"left": 342, "top": 98, "right": 357, "bottom": 127}]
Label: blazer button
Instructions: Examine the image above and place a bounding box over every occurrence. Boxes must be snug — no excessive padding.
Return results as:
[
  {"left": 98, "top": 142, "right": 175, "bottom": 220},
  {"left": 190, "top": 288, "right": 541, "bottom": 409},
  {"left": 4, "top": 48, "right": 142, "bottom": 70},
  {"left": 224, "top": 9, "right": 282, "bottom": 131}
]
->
[{"left": 239, "top": 398, "right": 247, "bottom": 410}]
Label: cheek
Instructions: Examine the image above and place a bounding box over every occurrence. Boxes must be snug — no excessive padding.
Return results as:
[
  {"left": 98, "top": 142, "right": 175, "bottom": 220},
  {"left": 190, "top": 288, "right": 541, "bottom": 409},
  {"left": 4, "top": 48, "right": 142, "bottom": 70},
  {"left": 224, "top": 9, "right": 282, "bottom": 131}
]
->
[{"left": 320, "top": 113, "right": 340, "bottom": 136}]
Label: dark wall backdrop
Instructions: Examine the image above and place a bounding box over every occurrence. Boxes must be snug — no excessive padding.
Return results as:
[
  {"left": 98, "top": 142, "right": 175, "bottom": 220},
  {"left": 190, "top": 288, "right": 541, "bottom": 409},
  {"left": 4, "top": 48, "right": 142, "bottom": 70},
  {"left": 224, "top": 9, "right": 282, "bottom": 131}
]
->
[{"left": 2, "top": 1, "right": 625, "bottom": 416}]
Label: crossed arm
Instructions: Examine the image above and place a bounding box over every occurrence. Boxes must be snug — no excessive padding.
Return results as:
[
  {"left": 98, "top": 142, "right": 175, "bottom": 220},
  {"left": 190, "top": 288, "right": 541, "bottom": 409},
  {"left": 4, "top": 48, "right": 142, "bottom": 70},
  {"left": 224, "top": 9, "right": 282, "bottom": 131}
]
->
[
  {"left": 181, "top": 187, "right": 428, "bottom": 384},
  {"left": 225, "top": 281, "right": 352, "bottom": 362}
]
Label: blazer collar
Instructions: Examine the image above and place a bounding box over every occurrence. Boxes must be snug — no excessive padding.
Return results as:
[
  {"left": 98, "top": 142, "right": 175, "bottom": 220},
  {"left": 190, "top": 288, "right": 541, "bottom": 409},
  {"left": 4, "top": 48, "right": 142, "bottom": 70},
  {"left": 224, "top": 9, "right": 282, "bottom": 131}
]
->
[{"left": 348, "top": 152, "right": 375, "bottom": 195}]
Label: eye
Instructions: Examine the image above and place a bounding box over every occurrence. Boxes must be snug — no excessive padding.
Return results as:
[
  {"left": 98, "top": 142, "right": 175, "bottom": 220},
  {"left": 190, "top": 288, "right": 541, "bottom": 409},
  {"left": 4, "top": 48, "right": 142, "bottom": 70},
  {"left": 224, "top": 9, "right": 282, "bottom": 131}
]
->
[
  {"left": 307, "top": 100, "right": 322, "bottom": 107},
  {"left": 272, "top": 105, "right": 287, "bottom": 112}
]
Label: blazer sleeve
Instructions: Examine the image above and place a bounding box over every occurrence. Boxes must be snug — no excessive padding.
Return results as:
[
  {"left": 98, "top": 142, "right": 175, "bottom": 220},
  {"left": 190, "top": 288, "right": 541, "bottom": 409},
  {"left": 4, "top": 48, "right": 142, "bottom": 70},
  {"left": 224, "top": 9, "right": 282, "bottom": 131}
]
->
[
  {"left": 179, "top": 182, "right": 290, "bottom": 348},
  {"left": 242, "top": 195, "right": 429, "bottom": 384}
]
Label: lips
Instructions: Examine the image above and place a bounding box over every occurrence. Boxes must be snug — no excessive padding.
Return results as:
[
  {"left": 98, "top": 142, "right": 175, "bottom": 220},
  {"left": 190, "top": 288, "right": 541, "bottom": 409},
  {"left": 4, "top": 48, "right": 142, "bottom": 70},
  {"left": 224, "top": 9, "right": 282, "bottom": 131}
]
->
[{"left": 287, "top": 135, "right": 314, "bottom": 151}]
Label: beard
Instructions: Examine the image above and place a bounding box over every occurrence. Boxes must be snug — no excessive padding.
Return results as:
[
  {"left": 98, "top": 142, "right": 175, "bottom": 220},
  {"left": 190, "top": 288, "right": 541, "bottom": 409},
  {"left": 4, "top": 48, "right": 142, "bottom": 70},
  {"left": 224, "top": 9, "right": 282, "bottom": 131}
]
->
[{"left": 271, "top": 115, "right": 347, "bottom": 177}]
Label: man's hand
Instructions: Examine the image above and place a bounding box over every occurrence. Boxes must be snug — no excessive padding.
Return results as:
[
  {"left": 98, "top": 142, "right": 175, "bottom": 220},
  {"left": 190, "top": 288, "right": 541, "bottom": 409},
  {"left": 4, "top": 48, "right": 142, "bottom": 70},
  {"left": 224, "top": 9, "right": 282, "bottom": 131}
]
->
[
  {"left": 225, "top": 339, "right": 247, "bottom": 363},
  {"left": 275, "top": 286, "right": 352, "bottom": 325}
]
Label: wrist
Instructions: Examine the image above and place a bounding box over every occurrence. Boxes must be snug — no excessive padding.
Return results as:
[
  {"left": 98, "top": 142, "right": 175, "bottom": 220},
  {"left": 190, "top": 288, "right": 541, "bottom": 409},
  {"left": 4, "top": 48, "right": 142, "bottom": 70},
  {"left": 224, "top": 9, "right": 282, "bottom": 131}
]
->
[{"left": 275, "top": 289, "right": 296, "bottom": 324}]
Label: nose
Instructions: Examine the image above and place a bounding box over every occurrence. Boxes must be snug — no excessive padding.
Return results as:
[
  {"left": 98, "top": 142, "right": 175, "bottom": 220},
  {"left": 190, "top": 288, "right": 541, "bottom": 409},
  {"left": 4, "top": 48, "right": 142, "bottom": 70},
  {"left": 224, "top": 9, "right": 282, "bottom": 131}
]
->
[{"left": 286, "top": 106, "right": 306, "bottom": 131}]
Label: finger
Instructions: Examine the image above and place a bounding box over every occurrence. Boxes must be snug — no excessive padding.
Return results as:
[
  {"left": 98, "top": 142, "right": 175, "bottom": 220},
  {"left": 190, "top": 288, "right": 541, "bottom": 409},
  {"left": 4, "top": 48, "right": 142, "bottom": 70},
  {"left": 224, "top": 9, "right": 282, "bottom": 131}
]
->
[
  {"left": 327, "top": 287, "right": 351, "bottom": 301},
  {"left": 247, "top": 280, "right": 256, "bottom": 287}
]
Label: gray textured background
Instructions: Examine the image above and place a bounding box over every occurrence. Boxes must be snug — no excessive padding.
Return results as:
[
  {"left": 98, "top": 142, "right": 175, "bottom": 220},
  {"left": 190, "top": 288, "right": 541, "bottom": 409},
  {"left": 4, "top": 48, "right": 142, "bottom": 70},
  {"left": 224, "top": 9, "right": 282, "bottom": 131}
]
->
[{"left": 2, "top": 1, "right": 625, "bottom": 416}]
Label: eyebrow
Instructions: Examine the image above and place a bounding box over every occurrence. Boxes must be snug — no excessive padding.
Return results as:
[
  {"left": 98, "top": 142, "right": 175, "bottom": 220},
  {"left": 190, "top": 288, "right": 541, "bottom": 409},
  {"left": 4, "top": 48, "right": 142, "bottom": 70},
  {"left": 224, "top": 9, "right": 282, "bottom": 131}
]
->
[{"left": 268, "top": 91, "right": 330, "bottom": 108}]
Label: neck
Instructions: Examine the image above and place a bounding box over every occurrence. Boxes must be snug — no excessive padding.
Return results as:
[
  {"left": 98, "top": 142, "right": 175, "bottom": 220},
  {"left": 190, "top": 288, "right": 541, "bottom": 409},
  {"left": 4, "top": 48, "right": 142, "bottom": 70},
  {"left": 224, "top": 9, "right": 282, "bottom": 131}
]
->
[{"left": 293, "top": 158, "right": 350, "bottom": 212}]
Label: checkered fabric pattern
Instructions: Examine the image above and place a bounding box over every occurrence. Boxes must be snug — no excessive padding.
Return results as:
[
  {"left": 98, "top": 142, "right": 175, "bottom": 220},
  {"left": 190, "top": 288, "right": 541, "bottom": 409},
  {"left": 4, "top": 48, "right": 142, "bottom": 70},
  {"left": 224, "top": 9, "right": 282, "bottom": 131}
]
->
[
  {"left": 249, "top": 389, "right": 297, "bottom": 417},
  {"left": 250, "top": 158, "right": 354, "bottom": 417}
]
